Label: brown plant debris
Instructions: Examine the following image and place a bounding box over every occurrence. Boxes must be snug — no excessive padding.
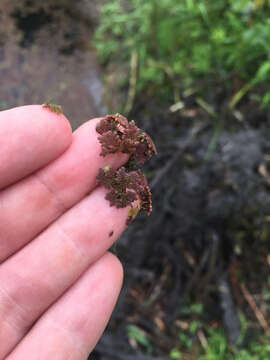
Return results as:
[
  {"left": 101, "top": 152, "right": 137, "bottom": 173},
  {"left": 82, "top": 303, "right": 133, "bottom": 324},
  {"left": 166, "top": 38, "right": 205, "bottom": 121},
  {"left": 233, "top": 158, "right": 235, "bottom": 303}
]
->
[
  {"left": 42, "top": 103, "right": 63, "bottom": 114},
  {"left": 96, "top": 114, "right": 157, "bottom": 223}
]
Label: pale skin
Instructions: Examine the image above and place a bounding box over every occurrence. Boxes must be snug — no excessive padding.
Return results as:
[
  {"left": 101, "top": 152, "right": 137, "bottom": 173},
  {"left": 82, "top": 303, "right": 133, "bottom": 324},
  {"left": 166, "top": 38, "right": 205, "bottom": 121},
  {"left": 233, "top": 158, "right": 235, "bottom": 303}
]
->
[{"left": 0, "top": 105, "right": 134, "bottom": 359}]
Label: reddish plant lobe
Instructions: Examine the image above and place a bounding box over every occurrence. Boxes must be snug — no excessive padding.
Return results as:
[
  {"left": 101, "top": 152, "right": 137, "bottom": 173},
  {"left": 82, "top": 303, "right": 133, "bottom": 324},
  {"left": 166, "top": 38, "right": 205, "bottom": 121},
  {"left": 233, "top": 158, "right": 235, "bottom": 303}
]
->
[
  {"left": 96, "top": 114, "right": 157, "bottom": 223},
  {"left": 96, "top": 113, "right": 157, "bottom": 164},
  {"left": 96, "top": 167, "right": 152, "bottom": 216}
]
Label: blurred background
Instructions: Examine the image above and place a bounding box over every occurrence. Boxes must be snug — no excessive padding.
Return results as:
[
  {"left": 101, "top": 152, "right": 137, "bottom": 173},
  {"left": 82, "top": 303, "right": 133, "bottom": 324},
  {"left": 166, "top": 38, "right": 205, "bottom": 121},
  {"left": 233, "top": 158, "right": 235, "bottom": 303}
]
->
[{"left": 1, "top": 0, "right": 270, "bottom": 359}]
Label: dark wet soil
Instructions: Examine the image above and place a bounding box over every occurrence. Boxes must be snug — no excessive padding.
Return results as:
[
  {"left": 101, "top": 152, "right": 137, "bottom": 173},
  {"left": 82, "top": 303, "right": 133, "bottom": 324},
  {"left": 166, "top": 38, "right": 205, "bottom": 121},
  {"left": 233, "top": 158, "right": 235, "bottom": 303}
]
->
[
  {"left": 0, "top": 0, "right": 106, "bottom": 129},
  {"left": 95, "top": 102, "right": 270, "bottom": 358}
]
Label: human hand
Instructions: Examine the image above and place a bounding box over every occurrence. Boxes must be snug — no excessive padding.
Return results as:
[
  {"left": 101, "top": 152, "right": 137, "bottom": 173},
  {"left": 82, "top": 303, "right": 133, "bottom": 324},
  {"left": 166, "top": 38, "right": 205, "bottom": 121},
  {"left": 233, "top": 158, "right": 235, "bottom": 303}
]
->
[{"left": 0, "top": 105, "right": 132, "bottom": 359}]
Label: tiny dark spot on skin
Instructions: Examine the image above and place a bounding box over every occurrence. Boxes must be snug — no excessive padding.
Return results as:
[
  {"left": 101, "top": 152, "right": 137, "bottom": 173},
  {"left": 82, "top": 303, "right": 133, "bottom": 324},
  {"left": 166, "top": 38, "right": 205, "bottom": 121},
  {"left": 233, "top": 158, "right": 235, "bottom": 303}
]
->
[{"left": 109, "top": 231, "right": 114, "bottom": 237}]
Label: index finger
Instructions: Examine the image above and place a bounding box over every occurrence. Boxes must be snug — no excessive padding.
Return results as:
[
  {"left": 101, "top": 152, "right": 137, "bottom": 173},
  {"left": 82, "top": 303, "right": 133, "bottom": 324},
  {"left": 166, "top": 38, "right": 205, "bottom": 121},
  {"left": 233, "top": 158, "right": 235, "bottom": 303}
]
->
[{"left": 0, "top": 105, "right": 72, "bottom": 189}]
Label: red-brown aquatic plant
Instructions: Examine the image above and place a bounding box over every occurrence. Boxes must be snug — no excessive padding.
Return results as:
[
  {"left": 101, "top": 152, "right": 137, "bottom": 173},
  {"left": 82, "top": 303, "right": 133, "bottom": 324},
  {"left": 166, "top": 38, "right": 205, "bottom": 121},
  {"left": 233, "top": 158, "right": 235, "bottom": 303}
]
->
[{"left": 96, "top": 113, "right": 157, "bottom": 224}]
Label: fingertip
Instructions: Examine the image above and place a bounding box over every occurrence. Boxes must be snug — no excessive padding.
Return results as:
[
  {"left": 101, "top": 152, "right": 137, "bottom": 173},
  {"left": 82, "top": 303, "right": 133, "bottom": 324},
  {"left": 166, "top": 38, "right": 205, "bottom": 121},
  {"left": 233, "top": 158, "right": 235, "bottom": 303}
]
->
[
  {"left": 75, "top": 117, "right": 129, "bottom": 168},
  {"left": 36, "top": 104, "right": 73, "bottom": 149},
  {"left": 103, "top": 252, "right": 124, "bottom": 290},
  {"left": 0, "top": 105, "right": 73, "bottom": 188}
]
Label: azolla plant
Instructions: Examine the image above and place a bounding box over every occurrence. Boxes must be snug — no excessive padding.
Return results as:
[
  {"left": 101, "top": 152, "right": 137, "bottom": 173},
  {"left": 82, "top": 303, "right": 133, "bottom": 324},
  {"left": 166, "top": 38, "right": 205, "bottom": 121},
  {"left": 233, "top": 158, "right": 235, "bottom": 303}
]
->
[{"left": 96, "top": 113, "right": 157, "bottom": 224}]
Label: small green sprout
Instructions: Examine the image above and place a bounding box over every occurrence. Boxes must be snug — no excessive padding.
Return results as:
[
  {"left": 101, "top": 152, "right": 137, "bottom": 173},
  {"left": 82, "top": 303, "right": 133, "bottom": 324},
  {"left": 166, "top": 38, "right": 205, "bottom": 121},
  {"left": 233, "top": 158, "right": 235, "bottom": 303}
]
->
[
  {"left": 42, "top": 103, "right": 63, "bottom": 114},
  {"left": 127, "top": 206, "right": 140, "bottom": 224},
  {"left": 128, "top": 207, "right": 139, "bottom": 218},
  {"left": 103, "top": 165, "right": 111, "bottom": 171},
  {"left": 127, "top": 324, "right": 152, "bottom": 355}
]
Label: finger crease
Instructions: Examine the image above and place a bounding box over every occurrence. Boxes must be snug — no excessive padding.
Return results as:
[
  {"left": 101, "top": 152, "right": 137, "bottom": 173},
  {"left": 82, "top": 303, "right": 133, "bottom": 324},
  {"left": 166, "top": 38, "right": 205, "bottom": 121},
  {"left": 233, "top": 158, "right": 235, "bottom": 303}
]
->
[
  {"left": 54, "top": 222, "right": 86, "bottom": 263},
  {"left": 33, "top": 173, "right": 69, "bottom": 215},
  {"left": 45, "top": 317, "right": 89, "bottom": 358},
  {"left": 0, "top": 284, "right": 31, "bottom": 332}
]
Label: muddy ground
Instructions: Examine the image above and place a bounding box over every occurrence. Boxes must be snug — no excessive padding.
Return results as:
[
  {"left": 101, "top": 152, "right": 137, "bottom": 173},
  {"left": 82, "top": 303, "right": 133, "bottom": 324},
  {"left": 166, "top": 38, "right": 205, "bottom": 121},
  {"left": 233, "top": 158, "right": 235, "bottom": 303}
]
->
[
  {"left": 0, "top": 0, "right": 106, "bottom": 128},
  {"left": 1, "top": 2, "right": 270, "bottom": 359}
]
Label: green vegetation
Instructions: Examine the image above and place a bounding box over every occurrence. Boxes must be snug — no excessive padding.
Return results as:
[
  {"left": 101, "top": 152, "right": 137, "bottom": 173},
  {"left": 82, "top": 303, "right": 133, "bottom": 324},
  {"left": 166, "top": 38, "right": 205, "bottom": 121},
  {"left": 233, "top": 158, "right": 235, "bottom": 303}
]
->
[
  {"left": 94, "top": 0, "right": 270, "bottom": 107},
  {"left": 127, "top": 324, "right": 152, "bottom": 355},
  {"left": 199, "top": 328, "right": 270, "bottom": 360},
  {"left": 168, "top": 301, "right": 270, "bottom": 359},
  {"left": 170, "top": 326, "right": 270, "bottom": 360}
]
